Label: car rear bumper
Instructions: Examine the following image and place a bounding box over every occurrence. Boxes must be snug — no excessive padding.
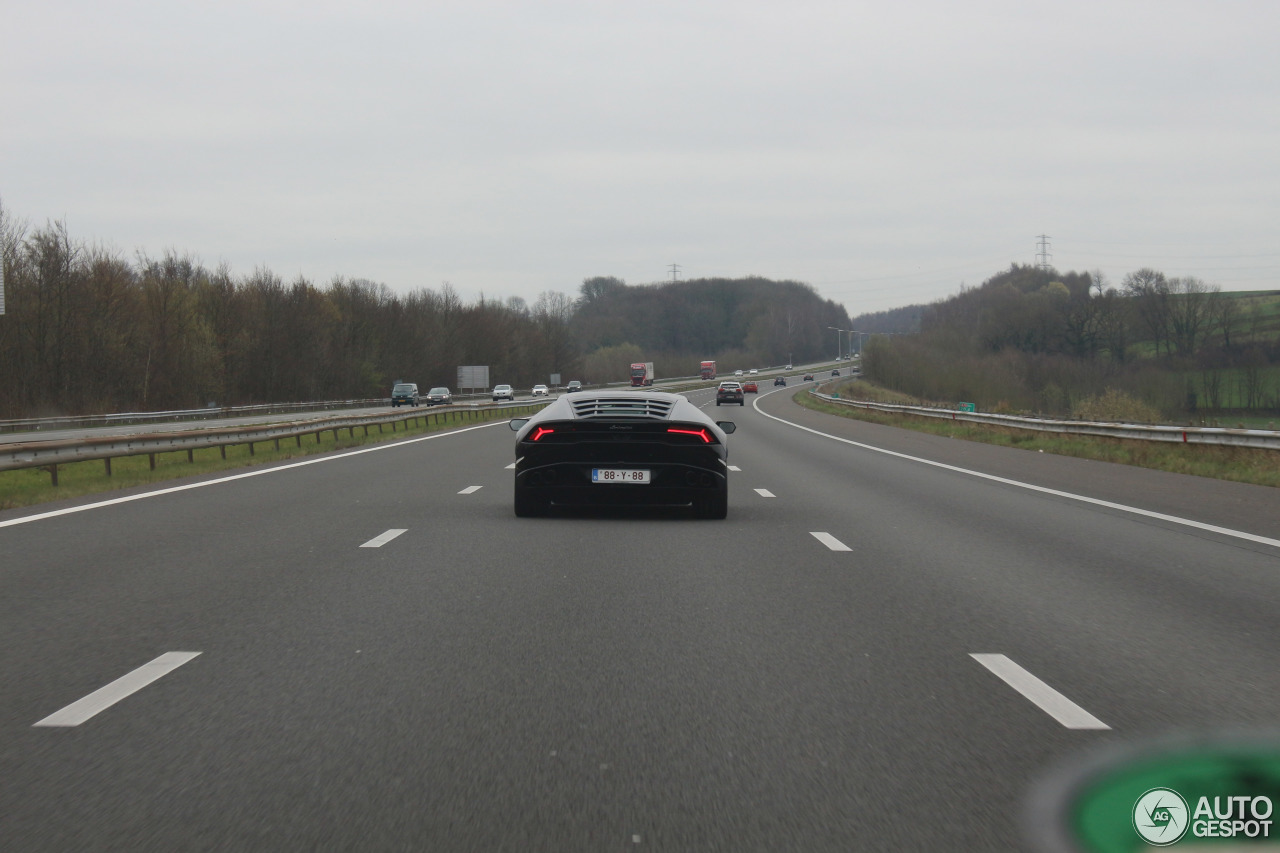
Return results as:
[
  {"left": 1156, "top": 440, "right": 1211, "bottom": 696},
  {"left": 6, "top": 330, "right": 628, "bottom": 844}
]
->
[{"left": 515, "top": 463, "right": 725, "bottom": 508}]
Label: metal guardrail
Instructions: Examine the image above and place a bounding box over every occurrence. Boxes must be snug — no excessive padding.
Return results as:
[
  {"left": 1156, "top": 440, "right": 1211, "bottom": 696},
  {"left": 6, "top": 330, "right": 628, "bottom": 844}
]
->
[
  {"left": 0, "top": 367, "right": 817, "bottom": 435},
  {"left": 1, "top": 400, "right": 552, "bottom": 485},
  {"left": 0, "top": 398, "right": 391, "bottom": 434},
  {"left": 810, "top": 391, "right": 1280, "bottom": 450},
  {"left": 0, "top": 390, "right": 584, "bottom": 434}
]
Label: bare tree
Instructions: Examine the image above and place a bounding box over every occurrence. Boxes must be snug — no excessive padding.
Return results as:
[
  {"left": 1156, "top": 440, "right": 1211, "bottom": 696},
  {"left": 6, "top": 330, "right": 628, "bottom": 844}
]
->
[
  {"left": 1122, "top": 268, "right": 1172, "bottom": 357},
  {"left": 1166, "top": 276, "right": 1216, "bottom": 357}
]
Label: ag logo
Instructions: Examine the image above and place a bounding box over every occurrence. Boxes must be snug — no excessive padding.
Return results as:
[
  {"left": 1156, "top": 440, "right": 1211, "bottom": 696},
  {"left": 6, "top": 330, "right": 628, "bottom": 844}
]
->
[{"left": 1134, "top": 788, "right": 1190, "bottom": 846}]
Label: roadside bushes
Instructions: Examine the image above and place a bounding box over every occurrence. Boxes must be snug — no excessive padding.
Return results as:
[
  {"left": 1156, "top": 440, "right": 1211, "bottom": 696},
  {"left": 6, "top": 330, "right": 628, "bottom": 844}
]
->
[
  {"left": 1071, "top": 389, "right": 1163, "bottom": 424},
  {"left": 862, "top": 335, "right": 1189, "bottom": 419}
]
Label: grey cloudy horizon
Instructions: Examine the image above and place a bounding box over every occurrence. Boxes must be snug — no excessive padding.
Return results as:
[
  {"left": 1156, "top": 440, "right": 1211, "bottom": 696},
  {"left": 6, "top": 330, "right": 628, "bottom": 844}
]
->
[{"left": 4, "top": 0, "right": 1277, "bottom": 315}]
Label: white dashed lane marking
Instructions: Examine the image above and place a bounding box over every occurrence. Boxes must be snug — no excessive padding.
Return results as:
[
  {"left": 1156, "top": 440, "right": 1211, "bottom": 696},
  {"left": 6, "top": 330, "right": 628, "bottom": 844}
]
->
[
  {"left": 360, "top": 529, "right": 407, "bottom": 548},
  {"left": 729, "top": 465, "right": 742, "bottom": 472},
  {"left": 970, "top": 653, "right": 1110, "bottom": 730},
  {"left": 754, "top": 488, "right": 776, "bottom": 497},
  {"left": 505, "top": 463, "right": 516, "bottom": 469},
  {"left": 810, "top": 532, "right": 851, "bottom": 551},
  {"left": 34, "top": 652, "right": 202, "bottom": 727},
  {"left": 458, "top": 486, "right": 483, "bottom": 494}
]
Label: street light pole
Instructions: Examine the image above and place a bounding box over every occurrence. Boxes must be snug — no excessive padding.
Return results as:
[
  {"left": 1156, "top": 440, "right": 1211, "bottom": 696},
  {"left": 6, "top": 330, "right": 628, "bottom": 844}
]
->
[{"left": 826, "top": 326, "right": 845, "bottom": 361}]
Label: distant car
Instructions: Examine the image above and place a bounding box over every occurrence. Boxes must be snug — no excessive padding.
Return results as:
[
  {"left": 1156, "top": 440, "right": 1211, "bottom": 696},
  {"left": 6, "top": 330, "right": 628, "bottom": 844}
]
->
[
  {"left": 831, "top": 369, "right": 840, "bottom": 376},
  {"left": 749, "top": 369, "right": 758, "bottom": 375},
  {"left": 716, "top": 381, "right": 745, "bottom": 406},
  {"left": 531, "top": 384, "right": 549, "bottom": 397},
  {"left": 734, "top": 369, "right": 744, "bottom": 377},
  {"left": 391, "top": 383, "right": 419, "bottom": 407},
  {"left": 774, "top": 377, "right": 787, "bottom": 386},
  {"left": 565, "top": 380, "right": 583, "bottom": 393},
  {"left": 425, "top": 387, "right": 452, "bottom": 405},
  {"left": 785, "top": 364, "right": 792, "bottom": 370},
  {"left": 804, "top": 374, "right": 814, "bottom": 381},
  {"left": 493, "top": 384, "right": 515, "bottom": 402},
  {"left": 508, "top": 390, "right": 737, "bottom": 518},
  {"left": 742, "top": 381, "right": 758, "bottom": 393}
]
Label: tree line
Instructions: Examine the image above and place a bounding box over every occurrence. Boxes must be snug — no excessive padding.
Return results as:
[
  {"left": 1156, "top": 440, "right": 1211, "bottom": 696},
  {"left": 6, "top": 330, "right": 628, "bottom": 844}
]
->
[
  {"left": 571, "top": 275, "right": 851, "bottom": 377},
  {"left": 0, "top": 208, "right": 850, "bottom": 417},
  {"left": 861, "top": 264, "right": 1280, "bottom": 417},
  {"left": 0, "top": 215, "right": 579, "bottom": 416}
]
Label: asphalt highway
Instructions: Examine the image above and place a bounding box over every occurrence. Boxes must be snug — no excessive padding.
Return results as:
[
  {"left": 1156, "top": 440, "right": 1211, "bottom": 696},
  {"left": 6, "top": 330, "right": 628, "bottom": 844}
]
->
[{"left": 2, "top": 382, "right": 1278, "bottom": 850}]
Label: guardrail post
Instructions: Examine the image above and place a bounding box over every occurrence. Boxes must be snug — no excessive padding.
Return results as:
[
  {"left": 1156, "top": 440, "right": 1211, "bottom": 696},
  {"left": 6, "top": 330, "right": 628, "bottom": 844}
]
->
[
  {"left": 187, "top": 449, "right": 194, "bottom": 463},
  {"left": 248, "top": 442, "right": 255, "bottom": 456},
  {"left": 48, "top": 464, "right": 58, "bottom": 487},
  {"left": 104, "top": 457, "right": 112, "bottom": 476},
  {"left": 220, "top": 445, "right": 226, "bottom": 460},
  {"left": 296, "top": 434, "right": 302, "bottom": 447},
  {"left": 149, "top": 453, "right": 157, "bottom": 469}
]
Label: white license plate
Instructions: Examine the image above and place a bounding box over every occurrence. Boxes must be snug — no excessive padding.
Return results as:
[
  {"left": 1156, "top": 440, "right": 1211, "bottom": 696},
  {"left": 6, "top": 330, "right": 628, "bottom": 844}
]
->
[{"left": 592, "top": 468, "right": 651, "bottom": 484}]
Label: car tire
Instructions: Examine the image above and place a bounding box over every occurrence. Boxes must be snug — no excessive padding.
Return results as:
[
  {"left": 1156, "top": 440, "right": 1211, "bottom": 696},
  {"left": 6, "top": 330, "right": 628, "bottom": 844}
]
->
[
  {"left": 696, "top": 484, "right": 728, "bottom": 519},
  {"left": 514, "top": 486, "right": 547, "bottom": 518}
]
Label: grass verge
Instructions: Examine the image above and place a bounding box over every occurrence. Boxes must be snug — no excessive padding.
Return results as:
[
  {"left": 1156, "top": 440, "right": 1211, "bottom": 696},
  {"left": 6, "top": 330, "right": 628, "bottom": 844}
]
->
[
  {"left": 0, "top": 407, "right": 523, "bottom": 512},
  {"left": 798, "top": 382, "right": 1280, "bottom": 488}
]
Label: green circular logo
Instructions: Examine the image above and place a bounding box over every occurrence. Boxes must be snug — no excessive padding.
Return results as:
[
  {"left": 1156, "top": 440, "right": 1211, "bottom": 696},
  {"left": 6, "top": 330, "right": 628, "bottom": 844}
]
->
[{"left": 1133, "top": 787, "right": 1189, "bottom": 846}]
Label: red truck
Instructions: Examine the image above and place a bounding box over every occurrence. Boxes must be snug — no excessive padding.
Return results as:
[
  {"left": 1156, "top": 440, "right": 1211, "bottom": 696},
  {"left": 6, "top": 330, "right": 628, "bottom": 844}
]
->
[
  {"left": 700, "top": 360, "right": 716, "bottom": 380},
  {"left": 630, "top": 362, "right": 654, "bottom": 386}
]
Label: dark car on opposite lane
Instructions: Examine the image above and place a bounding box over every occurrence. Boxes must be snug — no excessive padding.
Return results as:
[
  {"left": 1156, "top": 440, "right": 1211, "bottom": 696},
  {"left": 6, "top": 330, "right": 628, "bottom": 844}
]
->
[
  {"left": 425, "top": 387, "right": 452, "bottom": 405},
  {"left": 508, "top": 390, "right": 737, "bottom": 518},
  {"left": 391, "top": 383, "right": 420, "bottom": 407}
]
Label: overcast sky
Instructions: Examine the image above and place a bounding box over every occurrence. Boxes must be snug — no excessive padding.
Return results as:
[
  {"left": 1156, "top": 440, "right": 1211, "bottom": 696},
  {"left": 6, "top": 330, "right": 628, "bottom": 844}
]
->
[{"left": 4, "top": 1, "right": 1277, "bottom": 314}]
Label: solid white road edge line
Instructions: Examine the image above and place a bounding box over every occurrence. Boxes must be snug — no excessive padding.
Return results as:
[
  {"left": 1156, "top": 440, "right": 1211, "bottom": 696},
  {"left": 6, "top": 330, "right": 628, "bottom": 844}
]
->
[
  {"left": 811, "top": 532, "right": 852, "bottom": 552},
  {"left": 0, "top": 421, "right": 506, "bottom": 529},
  {"left": 33, "top": 652, "right": 202, "bottom": 727},
  {"left": 458, "top": 486, "right": 482, "bottom": 494},
  {"left": 752, "top": 392, "right": 1280, "bottom": 551},
  {"left": 970, "top": 653, "right": 1110, "bottom": 730},
  {"left": 360, "top": 529, "right": 408, "bottom": 548}
]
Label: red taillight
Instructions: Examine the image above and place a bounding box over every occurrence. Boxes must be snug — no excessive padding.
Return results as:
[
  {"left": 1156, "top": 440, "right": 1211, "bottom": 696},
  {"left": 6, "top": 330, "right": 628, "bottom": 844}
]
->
[
  {"left": 530, "top": 426, "right": 555, "bottom": 441},
  {"left": 667, "top": 427, "right": 711, "bottom": 443}
]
